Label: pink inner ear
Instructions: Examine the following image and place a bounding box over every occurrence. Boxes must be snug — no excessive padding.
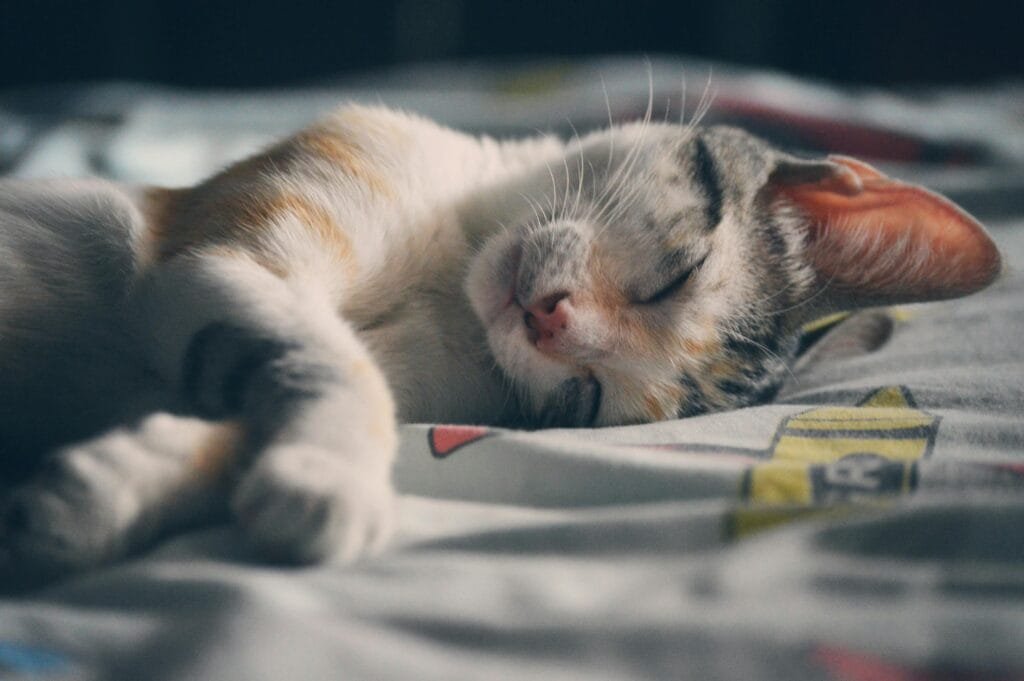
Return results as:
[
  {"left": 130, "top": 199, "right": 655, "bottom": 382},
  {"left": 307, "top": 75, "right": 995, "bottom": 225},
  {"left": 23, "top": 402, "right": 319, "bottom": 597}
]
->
[{"left": 776, "top": 156, "right": 1002, "bottom": 305}]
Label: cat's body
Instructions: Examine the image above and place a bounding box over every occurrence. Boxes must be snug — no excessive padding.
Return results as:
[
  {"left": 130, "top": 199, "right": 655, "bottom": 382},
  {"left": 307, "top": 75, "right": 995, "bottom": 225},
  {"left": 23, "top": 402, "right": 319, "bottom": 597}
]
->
[
  {"left": 1, "top": 109, "right": 537, "bottom": 454},
  {"left": 0, "top": 104, "right": 1001, "bottom": 583}
]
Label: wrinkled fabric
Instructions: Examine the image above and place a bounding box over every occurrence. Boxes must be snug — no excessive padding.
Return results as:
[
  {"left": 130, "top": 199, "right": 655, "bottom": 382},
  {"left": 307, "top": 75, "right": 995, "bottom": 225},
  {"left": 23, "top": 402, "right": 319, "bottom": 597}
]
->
[{"left": 1, "top": 58, "right": 1023, "bottom": 680}]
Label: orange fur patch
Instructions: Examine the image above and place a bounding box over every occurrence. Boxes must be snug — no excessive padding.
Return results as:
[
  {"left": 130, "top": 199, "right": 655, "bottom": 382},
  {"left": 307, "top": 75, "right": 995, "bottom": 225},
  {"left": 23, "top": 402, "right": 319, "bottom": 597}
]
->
[
  {"left": 584, "top": 252, "right": 664, "bottom": 351},
  {"left": 191, "top": 422, "right": 243, "bottom": 481},
  {"left": 147, "top": 184, "right": 354, "bottom": 275},
  {"left": 254, "top": 192, "right": 354, "bottom": 266},
  {"left": 607, "top": 367, "right": 679, "bottom": 423},
  {"left": 643, "top": 383, "right": 684, "bottom": 422},
  {"left": 682, "top": 338, "right": 704, "bottom": 356},
  {"left": 297, "top": 128, "right": 394, "bottom": 199},
  {"left": 643, "top": 393, "right": 669, "bottom": 421},
  {"left": 144, "top": 124, "right": 391, "bottom": 271},
  {"left": 707, "top": 356, "right": 741, "bottom": 380},
  {"left": 683, "top": 336, "right": 722, "bottom": 360},
  {"left": 139, "top": 186, "right": 186, "bottom": 264}
]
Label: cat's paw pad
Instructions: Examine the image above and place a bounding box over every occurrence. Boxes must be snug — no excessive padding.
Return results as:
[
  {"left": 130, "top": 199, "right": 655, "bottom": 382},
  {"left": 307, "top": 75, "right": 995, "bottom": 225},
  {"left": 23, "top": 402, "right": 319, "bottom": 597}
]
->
[{"left": 231, "top": 445, "right": 395, "bottom": 565}]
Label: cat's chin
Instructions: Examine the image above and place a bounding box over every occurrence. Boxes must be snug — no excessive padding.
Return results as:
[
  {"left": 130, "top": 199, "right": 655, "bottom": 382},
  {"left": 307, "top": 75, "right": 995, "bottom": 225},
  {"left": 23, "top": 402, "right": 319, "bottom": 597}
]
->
[
  {"left": 480, "top": 290, "right": 573, "bottom": 384},
  {"left": 490, "top": 323, "right": 583, "bottom": 418}
]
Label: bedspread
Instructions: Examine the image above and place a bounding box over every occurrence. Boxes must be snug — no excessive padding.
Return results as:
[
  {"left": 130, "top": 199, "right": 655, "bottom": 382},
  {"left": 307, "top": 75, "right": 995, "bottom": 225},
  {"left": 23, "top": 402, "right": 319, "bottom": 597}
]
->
[{"left": 1, "top": 57, "right": 1023, "bottom": 681}]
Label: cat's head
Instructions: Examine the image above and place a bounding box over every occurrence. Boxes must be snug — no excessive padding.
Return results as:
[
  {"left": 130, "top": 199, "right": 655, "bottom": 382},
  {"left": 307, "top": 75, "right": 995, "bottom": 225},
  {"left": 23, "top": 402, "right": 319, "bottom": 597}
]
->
[{"left": 466, "top": 122, "right": 1001, "bottom": 427}]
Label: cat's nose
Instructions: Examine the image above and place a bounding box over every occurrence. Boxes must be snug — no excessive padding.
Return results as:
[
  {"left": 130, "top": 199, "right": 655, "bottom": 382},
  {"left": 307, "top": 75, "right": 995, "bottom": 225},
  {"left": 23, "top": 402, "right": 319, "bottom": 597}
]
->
[{"left": 524, "top": 292, "right": 571, "bottom": 346}]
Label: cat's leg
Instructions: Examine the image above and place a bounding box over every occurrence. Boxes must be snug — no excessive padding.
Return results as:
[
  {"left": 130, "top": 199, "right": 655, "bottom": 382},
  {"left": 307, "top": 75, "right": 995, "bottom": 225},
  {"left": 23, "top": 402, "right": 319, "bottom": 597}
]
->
[
  {"left": 0, "top": 414, "right": 237, "bottom": 588},
  {"left": 132, "top": 251, "right": 397, "bottom": 564}
]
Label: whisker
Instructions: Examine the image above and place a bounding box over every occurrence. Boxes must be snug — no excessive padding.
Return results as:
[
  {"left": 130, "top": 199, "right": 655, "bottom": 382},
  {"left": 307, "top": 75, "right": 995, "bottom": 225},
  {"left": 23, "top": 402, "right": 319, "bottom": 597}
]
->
[
  {"left": 591, "top": 69, "right": 655, "bottom": 238},
  {"left": 543, "top": 158, "right": 561, "bottom": 220},
  {"left": 565, "top": 117, "right": 588, "bottom": 219},
  {"left": 559, "top": 153, "right": 571, "bottom": 220},
  {"left": 745, "top": 274, "right": 803, "bottom": 311},
  {"left": 687, "top": 68, "right": 717, "bottom": 133},
  {"left": 600, "top": 75, "right": 616, "bottom": 176},
  {"left": 728, "top": 326, "right": 798, "bottom": 384},
  {"left": 679, "top": 71, "right": 688, "bottom": 127},
  {"left": 518, "top": 191, "right": 546, "bottom": 230},
  {"left": 766, "top": 272, "right": 836, "bottom": 317},
  {"left": 763, "top": 212, "right": 867, "bottom": 318}
]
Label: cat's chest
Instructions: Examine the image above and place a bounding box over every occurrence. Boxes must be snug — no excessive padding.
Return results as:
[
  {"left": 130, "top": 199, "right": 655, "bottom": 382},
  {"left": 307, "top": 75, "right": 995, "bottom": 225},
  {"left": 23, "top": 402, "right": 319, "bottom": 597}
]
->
[
  {"left": 355, "top": 297, "right": 509, "bottom": 424},
  {"left": 342, "top": 219, "right": 512, "bottom": 424}
]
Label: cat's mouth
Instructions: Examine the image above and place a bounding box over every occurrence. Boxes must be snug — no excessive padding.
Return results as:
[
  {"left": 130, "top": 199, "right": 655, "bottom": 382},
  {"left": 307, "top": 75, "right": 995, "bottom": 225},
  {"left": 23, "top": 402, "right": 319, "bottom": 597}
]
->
[
  {"left": 536, "top": 375, "right": 603, "bottom": 428},
  {"left": 483, "top": 242, "right": 612, "bottom": 369},
  {"left": 468, "top": 234, "right": 608, "bottom": 425}
]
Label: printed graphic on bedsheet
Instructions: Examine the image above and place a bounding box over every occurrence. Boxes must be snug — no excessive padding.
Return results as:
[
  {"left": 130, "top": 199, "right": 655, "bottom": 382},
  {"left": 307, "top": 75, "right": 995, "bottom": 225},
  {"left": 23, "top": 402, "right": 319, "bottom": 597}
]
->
[
  {"left": 423, "top": 385, "right": 944, "bottom": 534},
  {"left": 729, "top": 385, "right": 940, "bottom": 537},
  {"left": 743, "top": 385, "right": 939, "bottom": 506},
  {"left": 428, "top": 425, "right": 494, "bottom": 458}
]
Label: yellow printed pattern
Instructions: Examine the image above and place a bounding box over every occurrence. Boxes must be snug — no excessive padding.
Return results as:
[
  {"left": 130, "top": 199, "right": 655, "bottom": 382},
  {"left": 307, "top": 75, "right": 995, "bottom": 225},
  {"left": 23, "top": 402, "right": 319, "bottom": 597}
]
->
[
  {"left": 729, "top": 505, "right": 860, "bottom": 538},
  {"left": 744, "top": 386, "right": 939, "bottom": 506}
]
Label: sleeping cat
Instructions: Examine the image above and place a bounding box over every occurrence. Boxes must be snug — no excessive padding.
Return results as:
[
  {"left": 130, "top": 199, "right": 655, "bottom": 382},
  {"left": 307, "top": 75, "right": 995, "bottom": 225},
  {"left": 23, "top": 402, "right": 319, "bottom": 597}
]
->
[{"left": 0, "top": 103, "right": 1001, "bottom": 583}]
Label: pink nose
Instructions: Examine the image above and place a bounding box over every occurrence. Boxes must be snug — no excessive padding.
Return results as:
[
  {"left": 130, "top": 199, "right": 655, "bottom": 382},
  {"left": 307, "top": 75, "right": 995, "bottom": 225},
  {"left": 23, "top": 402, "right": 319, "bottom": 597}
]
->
[{"left": 524, "top": 292, "right": 570, "bottom": 345}]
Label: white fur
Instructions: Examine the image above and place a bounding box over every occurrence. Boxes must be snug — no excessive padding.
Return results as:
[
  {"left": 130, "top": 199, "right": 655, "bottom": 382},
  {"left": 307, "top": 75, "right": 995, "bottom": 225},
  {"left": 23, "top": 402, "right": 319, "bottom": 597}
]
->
[
  {"left": 2, "top": 105, "right": 990, "bottom": 580},
  {"left": 0, "top": 107, "right": 575, "bottom": 575}
]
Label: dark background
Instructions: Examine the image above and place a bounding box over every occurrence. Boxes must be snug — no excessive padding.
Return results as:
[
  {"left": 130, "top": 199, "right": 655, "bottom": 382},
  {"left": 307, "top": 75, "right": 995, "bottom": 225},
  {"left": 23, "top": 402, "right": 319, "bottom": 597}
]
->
[{"left": 1, "top": 0, "right": 1020, "bottom": 89}]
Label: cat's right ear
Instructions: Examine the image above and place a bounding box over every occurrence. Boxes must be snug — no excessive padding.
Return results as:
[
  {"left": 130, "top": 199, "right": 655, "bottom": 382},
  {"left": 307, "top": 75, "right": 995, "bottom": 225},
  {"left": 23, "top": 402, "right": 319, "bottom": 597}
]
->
[{"left": 765, "top": 155, "right": 1001, "bottom": 310}]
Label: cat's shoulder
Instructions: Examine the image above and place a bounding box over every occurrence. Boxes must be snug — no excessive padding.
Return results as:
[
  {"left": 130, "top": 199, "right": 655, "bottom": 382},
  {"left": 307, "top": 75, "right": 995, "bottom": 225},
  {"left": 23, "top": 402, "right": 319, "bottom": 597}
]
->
[
  {"left": 0, "top": 176, "right": 148, "bottom": 248},
  {"left": 320, "top": 102, "right": 447, "bottom": 135},
  {"left": 309, "top": 103, "right": 471, "bottom": 158}
]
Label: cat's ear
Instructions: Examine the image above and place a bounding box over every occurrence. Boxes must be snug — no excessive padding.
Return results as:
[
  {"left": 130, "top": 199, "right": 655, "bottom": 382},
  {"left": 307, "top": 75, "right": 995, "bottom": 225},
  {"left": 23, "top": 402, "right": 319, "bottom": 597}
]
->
[{"left": 767, "top": 155, "right": 1001, "bottom": 309}]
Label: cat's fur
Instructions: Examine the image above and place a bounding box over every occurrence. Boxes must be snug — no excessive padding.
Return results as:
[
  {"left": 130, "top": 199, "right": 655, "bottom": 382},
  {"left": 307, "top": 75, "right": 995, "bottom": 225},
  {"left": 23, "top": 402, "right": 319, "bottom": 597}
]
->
[{"left": 0, "top": 104, "right": 1001, "bottom": 583}]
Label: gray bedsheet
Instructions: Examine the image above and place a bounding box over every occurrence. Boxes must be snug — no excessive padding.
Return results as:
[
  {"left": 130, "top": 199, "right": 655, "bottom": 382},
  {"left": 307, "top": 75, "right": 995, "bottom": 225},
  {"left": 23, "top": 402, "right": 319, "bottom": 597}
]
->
[{"left": 2, "top": 57, "right": 1023, "bottom": 680}]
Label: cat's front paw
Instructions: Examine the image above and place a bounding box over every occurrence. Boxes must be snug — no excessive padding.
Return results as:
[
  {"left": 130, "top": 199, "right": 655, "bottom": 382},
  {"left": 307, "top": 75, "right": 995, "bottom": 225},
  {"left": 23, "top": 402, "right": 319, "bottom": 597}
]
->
[
  {"left": 0, "top": 454, "right": 127, "bottom": 587},
  {"left": 231, "top": 445, "right": 395, "bottom": 565}
]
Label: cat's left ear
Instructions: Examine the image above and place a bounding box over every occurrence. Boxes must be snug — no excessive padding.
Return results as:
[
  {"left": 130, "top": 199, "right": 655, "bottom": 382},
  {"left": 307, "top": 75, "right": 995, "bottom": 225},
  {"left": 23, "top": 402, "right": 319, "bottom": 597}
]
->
[{"left": 766, "top": 155, "right": 1001, "bottom": 309}]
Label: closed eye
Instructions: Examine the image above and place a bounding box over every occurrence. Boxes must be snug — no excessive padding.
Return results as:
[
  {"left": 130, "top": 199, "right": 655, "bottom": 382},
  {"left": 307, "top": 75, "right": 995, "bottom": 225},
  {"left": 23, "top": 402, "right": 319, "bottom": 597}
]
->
[{"left": 641, "top": 255, "right": 707, "bottom": 304}]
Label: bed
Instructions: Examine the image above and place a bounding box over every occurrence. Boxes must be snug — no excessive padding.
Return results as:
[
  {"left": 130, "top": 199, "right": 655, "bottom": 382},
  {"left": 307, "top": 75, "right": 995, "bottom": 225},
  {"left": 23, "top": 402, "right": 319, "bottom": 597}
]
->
[{"left": 2, "top": 57, "right": 1023, "bottom": 680}]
